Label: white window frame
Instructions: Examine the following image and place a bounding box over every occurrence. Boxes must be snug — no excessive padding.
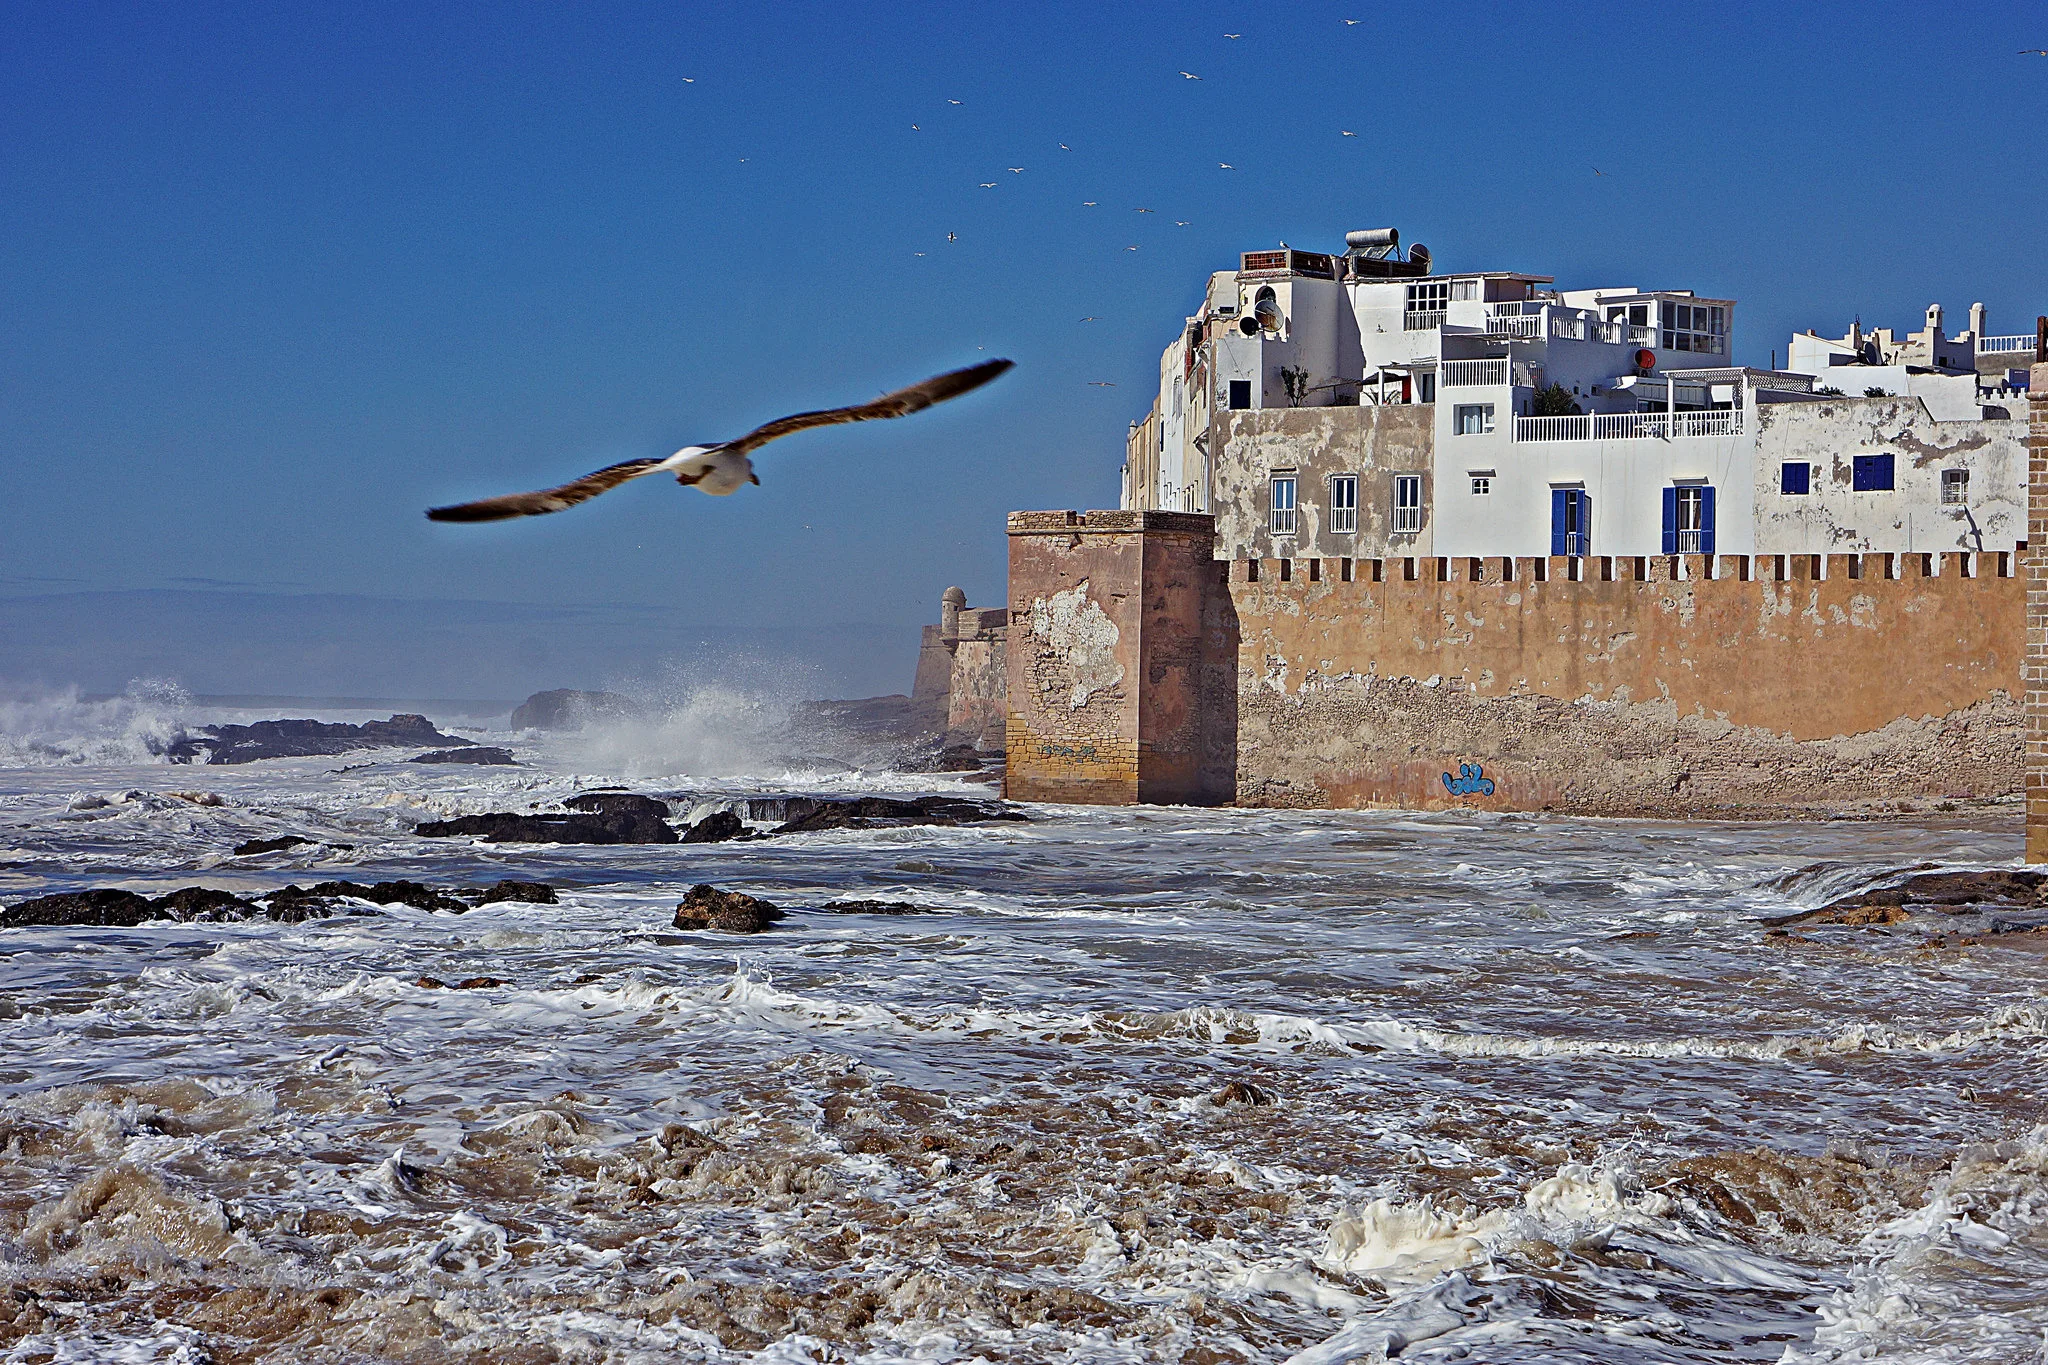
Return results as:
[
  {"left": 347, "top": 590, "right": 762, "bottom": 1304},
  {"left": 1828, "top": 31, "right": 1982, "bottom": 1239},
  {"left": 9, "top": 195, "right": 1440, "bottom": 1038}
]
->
[
  {"left": 1270, "top": 474, "right": 1298, "bottom": 536},
  {"left": 1329, "top": 474, "right": 1359, "bottom": 534},
  {"left": 1941, "top": 468, "right": 1968, "bottom": 506},
  {"left": 1469, "top": 471, "right": 1492, "bottom": 496},
  {"left": 1454, "top": 403, "right": 1495, "bottom": 435},
  {"left": 1673, "top": 485, "right": 1706, "bottom": 553},
  {"left": 1392, "top": 474, "right": 1423, "bottom": 535}
]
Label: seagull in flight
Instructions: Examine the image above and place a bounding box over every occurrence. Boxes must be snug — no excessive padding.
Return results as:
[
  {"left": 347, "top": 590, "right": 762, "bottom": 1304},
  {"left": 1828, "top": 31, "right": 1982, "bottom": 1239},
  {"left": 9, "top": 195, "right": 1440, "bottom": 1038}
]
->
[
  {"left": 1224, "top": 32, "right": 1240, "bottom": 38},
  {"left": 426, "top": 361, "right": 1014, "bottom": 523},
  {"left": 1059, "top": 142, "right": 1071, "bottom": 150},
  {"left": 2023, "top": 48, "right": 2048, "bottom": 54},
  {"left": 1125, "top": 245, "right": 1139, "bottom": 251},
  {"left": 1008, "top": 166, "right": 1024, "bottom": 172},
  {"left": 1089, "top": 381, "right": 1117, "bottom": 387},
  {"left": 911, "top": 123, "right": 920, "bottom": 130},
  {"left": 1080, "top": 316, "right": 1099, "bottom": 322},
  {"left": 946, "top": 231, "right": 957, "bottom": 241},
  {"left": 948, "top": 98, "right": 963, "bottom": 103},
  {"left": 1134, "top": 207, "right": 1154, "bottom": 213},
  {"left": 681, "top": 77, "right": 695, "bottom": 83},
  {"left": 1219, "top": 162, "right": 1234, "bottom": 169},
  {"left": 979, "top": 181, "right": 997, "bottom": 187},
  {"left": 1592, "top": 166, "right": 1605, "bottom": 175},
  {"left": 1343, "top": 17, "right": 1360, "bottom": 23},
  {"left": 1082, "top": 200, "right": 1097, "bottom": 206},
  {"left": 1180, "top": 70, "right": 1202, "bottom": 79},
  {"left": 1174, "top": 220, "right": 1190, "bottom": 226},
  {"left": 1341, "top": 130, "right": 1357, "bottom": 136}
]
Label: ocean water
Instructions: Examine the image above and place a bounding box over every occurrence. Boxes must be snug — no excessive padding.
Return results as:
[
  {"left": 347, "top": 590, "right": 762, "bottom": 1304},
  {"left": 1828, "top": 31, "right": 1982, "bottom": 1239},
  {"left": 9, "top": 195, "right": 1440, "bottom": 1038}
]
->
[{"left": 1, "top": 691, "right": 2045, "bottom": 1363}]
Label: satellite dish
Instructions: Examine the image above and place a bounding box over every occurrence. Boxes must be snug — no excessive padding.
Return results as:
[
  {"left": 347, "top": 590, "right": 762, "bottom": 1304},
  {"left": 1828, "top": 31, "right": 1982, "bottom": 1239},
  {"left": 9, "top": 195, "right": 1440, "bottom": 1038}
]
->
[
  {"left": 1408, "top": 243, "right": 1431, "bottom": 274},
  {"left": 1254, "top": 295, "right": 1282, "bottom": 332},
  {"left": 1239, "top": 316, "right": 1259, "bottom": 336}
]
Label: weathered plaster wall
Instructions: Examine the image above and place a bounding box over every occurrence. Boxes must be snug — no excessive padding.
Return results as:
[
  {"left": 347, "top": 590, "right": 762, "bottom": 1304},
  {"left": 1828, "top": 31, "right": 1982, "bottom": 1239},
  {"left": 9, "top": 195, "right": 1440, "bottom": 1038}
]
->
[
  {"left": 1004, "top": 511, "right": 1230, "bottom": 805},
  {"left": 1231, "top": 551, "right": 2022, "bottom": 814},
  {"left": 1754, "top": 398, "right": 2026, "bottom": 555},
  {"left": 2025, "top": 360, "right": 2048, "bottom": 861},
  {"left": 1211, "top": 405, "right": 1434, "bottom": 561}
]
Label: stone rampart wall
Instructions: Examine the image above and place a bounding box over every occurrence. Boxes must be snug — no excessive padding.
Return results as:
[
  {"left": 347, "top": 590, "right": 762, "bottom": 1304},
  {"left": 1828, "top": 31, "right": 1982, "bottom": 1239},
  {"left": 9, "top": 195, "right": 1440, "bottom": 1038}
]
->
[{"left": 1230, "top": 550, "right": 2022, "bottom": 814}]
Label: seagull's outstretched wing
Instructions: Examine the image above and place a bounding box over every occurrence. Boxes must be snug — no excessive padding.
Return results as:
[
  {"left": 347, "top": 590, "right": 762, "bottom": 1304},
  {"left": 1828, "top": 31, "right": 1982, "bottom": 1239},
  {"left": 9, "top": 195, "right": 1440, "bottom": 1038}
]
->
[
  {"left": 721, "top": 358, "right": 1013, "bottom": 458},
  {"left": 426, "top": 457, "right": 665, "bottom": 522}
]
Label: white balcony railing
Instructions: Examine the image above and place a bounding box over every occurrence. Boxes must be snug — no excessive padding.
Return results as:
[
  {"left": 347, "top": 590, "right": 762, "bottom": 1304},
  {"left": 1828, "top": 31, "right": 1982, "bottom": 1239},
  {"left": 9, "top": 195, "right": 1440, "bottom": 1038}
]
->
[
  {"left": 1404, "top": 310, "right": 1446, "bottom": 331},
  {"left": 1626, "top": 325, "right": 1658, "bottom": 346},
  {"left": 1392, "top": 505, "right": 1422, "bottom": 534},
  {"left": 1674, "top": 528, "right": 1704, "bottom": 553},
  {"left": 1441, "top": 358, "right": 1508, "bottom": 386},
  {"left": 1482, "top": 315, "right": 1542, "bottom": 339},
  {"left": 1980, "top": 335, "right": 2035, "bottom": 354},
  {"left": 1513, "top": 409, "right": 1743, "bottom": 442},
  {"left": 1559, "top": 532, "right": 1587, "bottom": 557}
]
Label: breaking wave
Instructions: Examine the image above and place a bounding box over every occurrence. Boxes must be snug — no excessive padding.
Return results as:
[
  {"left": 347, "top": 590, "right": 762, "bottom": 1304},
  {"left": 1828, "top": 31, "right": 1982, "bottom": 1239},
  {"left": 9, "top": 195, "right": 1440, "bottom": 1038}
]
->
[{"left": 0, "top": 680, "right": 192, "bottom": 767}]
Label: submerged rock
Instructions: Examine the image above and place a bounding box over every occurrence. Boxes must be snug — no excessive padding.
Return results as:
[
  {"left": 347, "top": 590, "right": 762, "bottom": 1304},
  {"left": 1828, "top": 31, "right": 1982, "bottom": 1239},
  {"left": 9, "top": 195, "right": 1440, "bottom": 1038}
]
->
[
  {"left": 510, "top": 689, "right": 645, "bottom": 731},
  {"left": 819, "top": 899, "right": 931, "bottom": 916},
  {"left": 768, "top": 795, "right": 1025, "bottom": 835},
  {"left": 681, "top": 810, "right": 746, "bottom": 844},
  {"left": 415, "top": 793, "right": 677, "bottom": 845},
  {"left": 151, "top": 887, "right": 263, "bottom": 921},
  {"left": 268, "top": 880, "right": 469, "bottom": 915},
  {"left": 232, "top": 835, "right": 312, "bottom": 857},
  {"left": 1209, "top": 1080, "right": 1276, "bottom": 1107},
  {"left": 469, "top": 880, "right": 558, "bottom": 906},
  {"left": 0, "top": 889, "right": 158, "bottom": 928},
  {"left": 1765, "top": 868, "right": 2048, "bottom": 928},
  {"left": 673, "top": 884, "right": 784, "bottom": 933},
  {"left": 168, "top": 714, "right": 473, "bottom": 765},
  {"left": 411, "top": 747, "right": 517, "bottom": 766}
]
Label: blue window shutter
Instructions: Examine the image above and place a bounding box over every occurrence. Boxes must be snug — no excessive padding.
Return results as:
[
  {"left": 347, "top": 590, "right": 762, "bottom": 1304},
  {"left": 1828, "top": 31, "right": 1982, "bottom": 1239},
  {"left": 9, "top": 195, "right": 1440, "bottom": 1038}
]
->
[
  {"left": 1551, "top": 489, "right": 1568, "bottom": 555},
  {"left": 1700, "top": 486, "right": 1716, "bottom": 555},
  {"left": 1661, "top": 488, "right": 1678, "bottom": 554},
  {"left": 1581, "top": 492, "right": 1591, "bottom": 548},
  {"left": 1877, "top": 453, "right": 1894, "bottom": 489}
]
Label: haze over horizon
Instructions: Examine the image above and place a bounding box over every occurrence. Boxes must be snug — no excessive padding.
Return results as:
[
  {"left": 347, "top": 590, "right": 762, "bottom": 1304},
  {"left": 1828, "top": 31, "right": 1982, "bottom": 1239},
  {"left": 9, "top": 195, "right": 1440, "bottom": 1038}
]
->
[{"left": 5, "top": 1, "right": 2045, "bottom": 700}]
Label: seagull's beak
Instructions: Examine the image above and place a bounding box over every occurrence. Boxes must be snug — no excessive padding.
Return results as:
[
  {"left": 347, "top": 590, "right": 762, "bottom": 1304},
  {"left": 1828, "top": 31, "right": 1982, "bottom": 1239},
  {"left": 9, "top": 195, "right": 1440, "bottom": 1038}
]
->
[{"left": 749, "top": 472, "right": 760, "bottom": 485}]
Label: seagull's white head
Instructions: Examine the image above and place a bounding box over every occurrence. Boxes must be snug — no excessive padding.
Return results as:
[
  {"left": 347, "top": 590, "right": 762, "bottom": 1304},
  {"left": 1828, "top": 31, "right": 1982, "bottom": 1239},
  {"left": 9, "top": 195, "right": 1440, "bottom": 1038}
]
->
[{"left": 664, "top": 444, "right": 758, "bottom": 495}]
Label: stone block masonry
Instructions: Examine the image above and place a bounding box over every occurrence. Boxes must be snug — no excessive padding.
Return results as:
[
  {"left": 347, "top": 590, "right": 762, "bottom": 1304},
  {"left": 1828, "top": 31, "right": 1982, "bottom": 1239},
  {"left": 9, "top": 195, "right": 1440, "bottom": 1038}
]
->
[
  {"left": 2027, "top": 352, "right": 2048, "bottom": 858},
  {"left": 1006, "top": 510, "right": 2026, "bottom": 816}
]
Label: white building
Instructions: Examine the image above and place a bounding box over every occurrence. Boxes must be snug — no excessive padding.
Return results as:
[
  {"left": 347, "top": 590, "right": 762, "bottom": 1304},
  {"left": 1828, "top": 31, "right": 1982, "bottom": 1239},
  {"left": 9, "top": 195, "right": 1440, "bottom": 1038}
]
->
[{"left": 1122, "top": 228, "right": 2032, "bottom": 563}]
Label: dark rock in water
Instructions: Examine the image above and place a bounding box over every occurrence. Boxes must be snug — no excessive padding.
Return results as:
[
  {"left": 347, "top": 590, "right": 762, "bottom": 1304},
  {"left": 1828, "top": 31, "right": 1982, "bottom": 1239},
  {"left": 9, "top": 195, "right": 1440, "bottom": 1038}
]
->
[
  {"left": 169, "top": 714, "right": 473, "bottom": 765},
  {"left": 469, "top": 880, "right": 558, "bottom": 906},
  {"left": 411, "top": 747, "right": 517, "bottom": 766},
  {"left": 1, "top": 889, "right": 159, "bottom": 928},
  {"left": 673, "top": 884, "right": 784, "bottom": 933},
  {"left": 417, "top": 793, "right": 675, "bottom": 845},
  {"left": 454, "top": 976, "right": 509, "bottom": 989},
  {"left": 269, "top": 880, "right": 469, "bottom": 915},
  {"left": 510, "top": 689, "right": 645, "bottom": 732},
  {"left": 1209, "top": 1080, "right": 1275, "bottom": 1107},
  {"left": 152, "top": 887, "right": 262, "bottom": 921},
  {"left": 770, "top": 794, "right": 1025, "bottom": 835},
  {"left": 820, "top": 899, "right": 932, "bottom": 916},
  {"left": 903, "top": 742, "right": 985, "bottom": 773},
  {"left": 682, "top": 810, "right": 746, "bottom": 844},
  {"left": 232, "top": 835, "right": 313, "bottom": 857},
  {"left": 1765, "top": 868, "right": 2048, "bottom": 928}
]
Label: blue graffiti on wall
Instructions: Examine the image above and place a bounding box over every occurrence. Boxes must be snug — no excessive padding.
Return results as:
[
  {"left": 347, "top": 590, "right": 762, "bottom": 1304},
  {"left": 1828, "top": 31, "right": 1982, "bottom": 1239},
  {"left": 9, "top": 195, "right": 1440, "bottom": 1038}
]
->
[{"left": 1441, "top": 763, "right": 1496, "bottom": 797}]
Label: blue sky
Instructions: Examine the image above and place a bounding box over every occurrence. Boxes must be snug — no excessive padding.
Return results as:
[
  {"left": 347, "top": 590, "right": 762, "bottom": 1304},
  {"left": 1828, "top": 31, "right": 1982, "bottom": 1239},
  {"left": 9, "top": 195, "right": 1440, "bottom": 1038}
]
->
[{"left": 4, "top": 0, "right": 2045, "bottom": 699}]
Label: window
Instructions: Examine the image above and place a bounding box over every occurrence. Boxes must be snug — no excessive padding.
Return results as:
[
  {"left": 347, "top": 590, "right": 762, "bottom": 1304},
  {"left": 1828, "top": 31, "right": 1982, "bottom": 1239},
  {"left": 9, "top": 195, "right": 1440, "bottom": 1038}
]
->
[
  {"left": 1417, "top": 373, "right": 1436, "bottom": 404},
  {"left": 1551, "top": 488, "right": 1591, "bottom": 556},
  {"left": 1270, "top": 474, "right": 1297, "bottom": 535},
  {"left": 1227, "top": 379, "right": 1252, "bottom": 410},
  {"left": 1470, "top": 472, "right": 1492, "bottom": 496},
  {"left": 1454, "top": 403, "right": 1495, "bottom": 435},
  {"left": 1405, "top": 280, "right": 1449, "bottom": 329},
  {"left": 1660, "top": 302, "right": 1726, "bottom": 353},
  {"left": 1329, "top": 474, "right": 1358, "bottom": 533},
  {"left": 1942, "top": 469, "right": 1968, "bottom": 505},
  {"left": 1851, "top": 453, "right": 1895, "bottom": 491},
  {"left": 1392, "top": 475, "right": 1422, "bottom": 534},
  {"left": 1781, "top": 461, "right": 1811, "bottom": 495},
  {"left": 1662, "top": 485, "right": 1716, "bottom": 555}
]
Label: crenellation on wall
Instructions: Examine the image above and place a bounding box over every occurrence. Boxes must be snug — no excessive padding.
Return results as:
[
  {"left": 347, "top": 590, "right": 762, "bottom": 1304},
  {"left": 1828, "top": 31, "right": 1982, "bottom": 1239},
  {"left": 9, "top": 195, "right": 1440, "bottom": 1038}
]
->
[{"left": 2025, "top": 356, "right": 2048, "bottom": 860}]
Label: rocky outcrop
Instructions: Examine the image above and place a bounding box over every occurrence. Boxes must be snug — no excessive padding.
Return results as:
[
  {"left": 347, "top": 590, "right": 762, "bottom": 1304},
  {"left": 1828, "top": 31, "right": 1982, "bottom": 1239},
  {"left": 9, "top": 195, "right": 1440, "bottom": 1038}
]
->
[
  {"left": 681, "top": 810, "right": 746, "bottom": 844},
  {"left": 231, "top": 835, "right": 312, "bottom": 857},
  {"left": 820, "top": 899, "right": 931, "bottom": 915},
  {"left": 416, "top": 793, "right": 676, "bottom": 845},
  {"left": 1, "top": 878, "right": 559, "bottom": 929},
  {"left": 768, "top": 795, "right": 1024, "bottom": 835},
  {"left": 168, "top": 714, "right": 473, "bottom": 765},
  {"left": 673, "top": 885, "right": 784, "bottom": 933},
  {"left": 510, "top": 689, "right": 645, "bottom": 731},
  {"left": 411, "top": 747, "right": 517, "bottom": 765},
  {"left": 1765, "top": 868, "right": 2048, "bottom": 927}
]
